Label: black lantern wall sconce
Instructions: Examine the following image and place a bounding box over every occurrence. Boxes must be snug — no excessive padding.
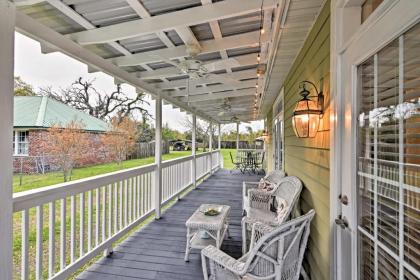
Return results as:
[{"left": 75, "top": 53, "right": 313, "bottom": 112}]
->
[{"left": 292, "top": 79, "right": 324, "bottom": 138}]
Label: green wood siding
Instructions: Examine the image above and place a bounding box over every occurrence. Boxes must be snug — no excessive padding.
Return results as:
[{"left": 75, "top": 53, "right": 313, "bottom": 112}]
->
[{"left": 268, "top": 1, "right": 332, "bottom": 279}]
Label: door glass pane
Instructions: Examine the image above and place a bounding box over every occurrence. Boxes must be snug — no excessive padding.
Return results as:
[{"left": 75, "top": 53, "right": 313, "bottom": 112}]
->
[
  {"left": 358, "top": 56, "right": 375, "bottom": 235},
  {"left": 357, "top": 21, "right": 420, "bottom": 279},
  {"left": 403, "top": 21, "right": 420, "bottom": 272}
]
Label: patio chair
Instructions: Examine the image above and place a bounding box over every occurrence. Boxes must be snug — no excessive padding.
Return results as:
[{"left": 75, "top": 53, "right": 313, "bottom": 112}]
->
[
  {"left": 253, "top": 152, "right": 265, "bottom": 175},
  {"left": 229, "top": 151, "right": 243, "bottom": 173},
  {"left": 242, "top": 170, "right": 286, "bottom": 214},
  {"left": 201, "top": 210, "right": 315, "bottom": 280},
  {"left": 242, "top": 176, "right": 302, "bottom": 254}
]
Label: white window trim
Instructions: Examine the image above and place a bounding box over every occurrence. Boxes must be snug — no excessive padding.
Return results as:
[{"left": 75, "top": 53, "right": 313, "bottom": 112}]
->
[
  {"left": 13, "top": 130, "right": 29, "bottom": 156},
  {"left": 272, "top": 87, "right": 285, "bottom": 171}
]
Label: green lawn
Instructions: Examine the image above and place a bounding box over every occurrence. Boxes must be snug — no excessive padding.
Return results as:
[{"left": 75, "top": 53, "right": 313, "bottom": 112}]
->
[
  {"left": 13, "top": 150, "right": 192, "bottom": 193},
  {"left": 220, "top": 148, "right": 236, "bottom": 169},
  {"left": 14, "top": 149, "right": 237, "bottom": 193}
]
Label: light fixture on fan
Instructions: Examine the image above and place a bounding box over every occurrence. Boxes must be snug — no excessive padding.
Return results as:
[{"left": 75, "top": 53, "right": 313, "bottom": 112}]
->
[{"left": 292, "top": 80, "right": 324, "bottom": 138}]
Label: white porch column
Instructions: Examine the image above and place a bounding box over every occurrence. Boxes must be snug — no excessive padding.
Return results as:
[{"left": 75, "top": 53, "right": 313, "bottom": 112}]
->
[
  {"left": 0, "top": 2, "right": 15, "bottom": 279},
  {"left": 218, "top": 124, "right": 221, "bottom": 149},
  {"left": 218, "top": 123, "right": 222, "bottom": 168},
  {"left": 154, "top": 95, "right": 162, "bottom": 219},
  {"left": 192, "top": 114, "right": 197, "bottom": 187},
  {"left": 236, "top": 122, "right": 240, "bottom": 151},
  {"left": 209, "top": 122, "right": 213, "bottom": 174}
]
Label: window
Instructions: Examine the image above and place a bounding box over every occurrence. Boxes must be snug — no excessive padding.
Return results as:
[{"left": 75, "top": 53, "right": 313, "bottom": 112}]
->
[
  {"left": 13, "top": 131, "right": 29, "bottom": 155},
  {"left": 273, "top": 89, "right": 284, "bottom": 170},
  {"left": 357, "top": 22, "right": 420, "bottom": 279}
]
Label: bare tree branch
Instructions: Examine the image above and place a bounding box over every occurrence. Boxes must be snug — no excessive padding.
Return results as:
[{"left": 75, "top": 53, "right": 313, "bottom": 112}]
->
[{"left": 41, "top": 77, "right": 151, "bottom": 121}]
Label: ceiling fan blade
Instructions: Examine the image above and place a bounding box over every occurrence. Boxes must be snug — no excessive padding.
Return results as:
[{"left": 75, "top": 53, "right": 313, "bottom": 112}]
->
[
  {"left": 217, "top": 111, "right": 225, "bottom": 117},
  {"left": 202, "top": 58, "right": 240, "bottom": 73}
]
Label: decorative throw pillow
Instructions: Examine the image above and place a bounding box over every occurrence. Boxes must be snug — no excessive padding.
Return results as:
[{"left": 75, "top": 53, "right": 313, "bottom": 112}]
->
[
  {"left": 275, "top": 197, "right": 288, "bottom": 224},
  {"left": 257, "top": 179, "right": 274, "bottom": 191}
]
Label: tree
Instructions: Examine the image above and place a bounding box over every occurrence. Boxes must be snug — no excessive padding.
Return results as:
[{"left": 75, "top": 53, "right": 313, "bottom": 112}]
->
[
  {"left": 182, "top": 117, "right": 212, "bottom": 151},
  {"left": 102, "top": 117, "right": 137, "bottom": 166},
  {"left": 162, "top": 123, "right": 184, "bottom": 141},
  {"left": 43, "top": 120, "right": 88, "bottom": 182},
  {"left": 42, "top": 77, "right": 150, "bottom": 121},
  {"left": 14, "top": 76, "right": 36, "bottom": 96},
  {"left": 137, "top": 116, "right": 155, "bottom": 142}
]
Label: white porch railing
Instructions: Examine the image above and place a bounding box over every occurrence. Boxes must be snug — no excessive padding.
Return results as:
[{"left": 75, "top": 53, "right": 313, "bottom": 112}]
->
[{"left": 13, "top": 150, "right": 222, "bottom": 280}]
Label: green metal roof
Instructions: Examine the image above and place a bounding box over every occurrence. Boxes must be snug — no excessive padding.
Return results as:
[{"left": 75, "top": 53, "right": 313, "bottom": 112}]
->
[{"left": 14, "top": 96, "right": 109, "bottom": 132}]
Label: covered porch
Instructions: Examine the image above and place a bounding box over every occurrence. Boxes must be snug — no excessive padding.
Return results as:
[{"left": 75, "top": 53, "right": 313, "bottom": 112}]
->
[
  {"left": 1, "top": 0, "right": 326, "bottom": 279},
  {"left": 3, "top": 0, "right": 420, "bottom": 279}
]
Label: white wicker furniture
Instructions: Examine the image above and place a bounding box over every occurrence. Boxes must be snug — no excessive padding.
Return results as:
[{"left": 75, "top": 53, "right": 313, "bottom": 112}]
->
[
  {"left": 242, "top": 170, "right": 286, "bottom": 213},
  {"left": 201, "top": 210, "right": 315, "bottom": 280},
  {"left": 242, "top": 176, "right": 302, "bottom": 254},
  {"left": 184, "top": 204, "right": 230, "bottom": 261}
]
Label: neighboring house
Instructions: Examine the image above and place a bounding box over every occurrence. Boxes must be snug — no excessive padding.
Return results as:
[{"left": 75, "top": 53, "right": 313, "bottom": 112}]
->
[{"left": 13, "top": 96, "right": 111, "bottom": 173}]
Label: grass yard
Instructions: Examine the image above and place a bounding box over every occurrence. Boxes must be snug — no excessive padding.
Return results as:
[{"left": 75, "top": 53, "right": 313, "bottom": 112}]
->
[
  {"left": 14, "top": 149, "right": 237, "bottom": 193},
  {"left": 13, "top": 150, "right": 192, "bottom": 193}
]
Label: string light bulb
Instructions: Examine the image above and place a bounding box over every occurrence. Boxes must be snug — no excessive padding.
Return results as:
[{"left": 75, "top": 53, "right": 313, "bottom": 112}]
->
[{"left": 257, "top": 54, "right": 261, "bottom": 62}]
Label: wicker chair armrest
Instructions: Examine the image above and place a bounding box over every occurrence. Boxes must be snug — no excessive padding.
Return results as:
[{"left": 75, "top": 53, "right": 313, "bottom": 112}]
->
[
  {"left": 249, "top": 222, "right": 277, "bottom": 250},
  {"left": 248, "top": 189, "right": 272, "bottom": 211},
  {"left": 243, "top": 181, "right": 260, "bottom": 197},
  {"left": 202, "top": 245, "right": 245, "bottom": 274}
]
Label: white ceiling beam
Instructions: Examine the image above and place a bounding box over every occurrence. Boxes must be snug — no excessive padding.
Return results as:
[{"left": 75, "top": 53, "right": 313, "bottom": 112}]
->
[
  {"left": 125, "top": 0, "right": 200, "bottom": 50},
  {"left": 168, "top": 80, "right": 256, "bottom": 97},
  {"left": 201, "top": 0, "right": 232, "bottom": 72},
  {"left": 68, "top": 0, "right": 277, "bottom": 45},
  {"left": 14, "top": 10, "right": 216, "bottom": 122},
  {"left": 157, "top": 69, "right": 257, "bottom": 89},
  {"left": 46, "top": 0, "right": 132, "bottom": 56},
  {"left": 178, "top": 88, "right": 255, "bottom": 102},
  {"left": 139, "top": 53, "right": 260, "bottom": 79},
  {"left": 111, "top": 31, "right": 264, "bottom": 67}
]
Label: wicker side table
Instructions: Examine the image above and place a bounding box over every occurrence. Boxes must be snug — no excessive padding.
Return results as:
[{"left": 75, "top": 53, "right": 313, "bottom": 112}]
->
[{"left": 184, "top": 204, "right": 230, "bottom": 261}]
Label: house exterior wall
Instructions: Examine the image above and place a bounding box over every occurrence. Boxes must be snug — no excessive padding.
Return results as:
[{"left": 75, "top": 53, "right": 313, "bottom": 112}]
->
[
  {"left": 266, "top": 1, "right": 331, "bottom": 279},
  {"left": 13, "top": 129, "right": 113, "bottom": 173}
]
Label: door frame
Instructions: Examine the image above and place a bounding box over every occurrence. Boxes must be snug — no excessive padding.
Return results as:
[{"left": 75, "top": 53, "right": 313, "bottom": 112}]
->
[
  {"left": 272, "top": 87, "right": 285, "bottom": 171},
  {"left": 330, "top": 0, "right": 420, "bottom": 279}
]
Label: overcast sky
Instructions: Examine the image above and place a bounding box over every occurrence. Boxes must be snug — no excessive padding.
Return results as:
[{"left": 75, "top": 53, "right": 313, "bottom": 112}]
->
[{"left": 14, "top": 32, "right": 263, "bottom": 133}]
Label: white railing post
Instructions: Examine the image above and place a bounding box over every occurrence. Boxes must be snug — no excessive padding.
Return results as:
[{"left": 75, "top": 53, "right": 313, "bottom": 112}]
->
[
  {"left": 209, "top": 122, "right": 213, "bottom": 175},
  {"left": 236, "top": 122, "right": 240, "bottom": 151},
  {"left": 218, "top": 123, "right": 221, "bottom": 150},
  {"left": 192, "top": 114, "right": 197, "bottom": 187},
  {"left": 0, "top": 2, "right": 15, "bottom": 279},
  {"left": 154, "top": 95, "right": 162, "bottom": 219}
]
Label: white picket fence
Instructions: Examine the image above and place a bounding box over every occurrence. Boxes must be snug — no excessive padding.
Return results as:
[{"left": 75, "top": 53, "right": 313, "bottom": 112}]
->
[{"left": 13, "top": 150, "right": 222, "bottom": 280}]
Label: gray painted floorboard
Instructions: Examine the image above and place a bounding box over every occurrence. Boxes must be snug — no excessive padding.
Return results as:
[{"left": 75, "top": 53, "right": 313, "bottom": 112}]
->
[{"left": 76, "top": 169, "right": 261, "bottom": 280}]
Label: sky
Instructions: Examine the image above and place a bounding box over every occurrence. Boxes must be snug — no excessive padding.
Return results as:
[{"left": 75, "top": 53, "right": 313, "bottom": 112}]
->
[{"left": 14, "top": 32, "right": 263, "bottom": 133}]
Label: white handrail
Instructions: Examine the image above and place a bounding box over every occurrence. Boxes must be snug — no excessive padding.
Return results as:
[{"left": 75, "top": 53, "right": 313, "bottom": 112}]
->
[
  {"left": 13, "top": 163, "right": 157, "bottom": 212},
  {"left": 12, "top": 150, "right": 222, "bottom": 280}
]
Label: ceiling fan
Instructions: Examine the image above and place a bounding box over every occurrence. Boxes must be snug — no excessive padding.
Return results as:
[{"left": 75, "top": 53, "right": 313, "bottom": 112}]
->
[
  {"left": 153, "top": 45, "right": 242, "bottom": 100},
  {"left": 219, "top": 115, "right": 251, "bottom": 124},
  {"left": 215, "top": 98, "right": 248, "bottom": 117}
]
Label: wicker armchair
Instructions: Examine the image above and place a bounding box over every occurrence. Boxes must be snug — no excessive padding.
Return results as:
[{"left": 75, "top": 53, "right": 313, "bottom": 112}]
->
[
  {"left": 201, "top": 210, "right": 315, "bottom": 280},
  {"left": 242, "top": 176, "right": 302, "bottom": 254},
  {"left": 242, "top": 170, "right": 286, "bottom": 214}
]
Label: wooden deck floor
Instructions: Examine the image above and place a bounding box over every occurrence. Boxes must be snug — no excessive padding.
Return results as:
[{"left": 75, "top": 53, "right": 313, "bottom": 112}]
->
[{"left": 77, "top": 169, "right": 262, "bottom": 280}]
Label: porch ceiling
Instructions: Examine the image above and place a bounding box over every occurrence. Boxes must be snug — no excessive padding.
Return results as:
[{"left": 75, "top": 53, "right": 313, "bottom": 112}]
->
[{"left": 13, "top": 0, "right": 323, "bottom": 123}]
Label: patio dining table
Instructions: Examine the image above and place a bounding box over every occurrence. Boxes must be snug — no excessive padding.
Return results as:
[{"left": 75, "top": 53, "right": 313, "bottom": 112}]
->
[{"left": 236, "top": 150, "right": 264, "bottom": 174}]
